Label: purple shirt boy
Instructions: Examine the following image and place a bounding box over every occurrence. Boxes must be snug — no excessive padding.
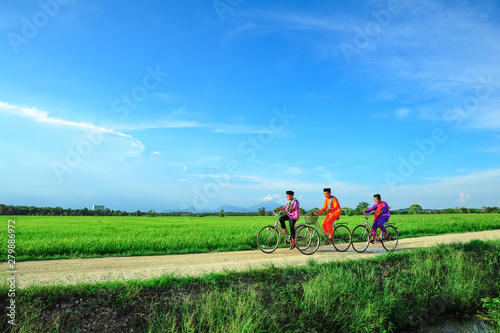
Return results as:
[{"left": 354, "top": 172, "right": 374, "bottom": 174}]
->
[
  {"left": 274, "top": 191, "right": 300, "bottom": 248},
  {"left": 363, "top": 195, "right": 391, "bottom": 240},
  {"left": 365, "top": 202, "right": 390, "bottom": 223},
  {"left": 282, "top": 199, "right": 300, "bottom": 220}
]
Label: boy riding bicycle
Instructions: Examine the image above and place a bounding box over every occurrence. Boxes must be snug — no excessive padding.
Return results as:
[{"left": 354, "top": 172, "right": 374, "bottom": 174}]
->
[
  {"left": 362, "top": 194, "right": 390, "bottom": 242},
  {"left": 314, "top": 188, "right": 341, "bottom": 242},
  {"left": 274, "top": 190, "right": 300, "bottom": 250}
]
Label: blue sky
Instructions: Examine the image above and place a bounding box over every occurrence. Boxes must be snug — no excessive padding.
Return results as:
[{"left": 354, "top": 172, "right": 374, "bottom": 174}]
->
[{"left": 1, "top": 0, "right": 499, "bottom": 211}]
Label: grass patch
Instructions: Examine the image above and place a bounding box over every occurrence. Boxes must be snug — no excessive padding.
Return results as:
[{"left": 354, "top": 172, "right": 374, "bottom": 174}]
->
[
  {"left": 1, "top": 240, "right": 499, "bottom": 332},
  {"left": 2, "top": 214, "right": 500, "bottom": 261}
]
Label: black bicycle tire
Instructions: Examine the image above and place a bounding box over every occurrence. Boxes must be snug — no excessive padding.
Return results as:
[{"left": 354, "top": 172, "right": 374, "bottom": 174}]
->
[
  {"left": 351, "top": 225, "right": 369, "bottom": 253},
  {"left": 296, "top": 226, "right": 320, "bottom": 255},
  {"left": 257, "top": 225, "right": 279, "bottom": 253},
  {"left": 332, "top": 224, "right": 352, "bottom": 252},
  {"left": 381, "top": 224, "right": 398, "bottom": 251}
]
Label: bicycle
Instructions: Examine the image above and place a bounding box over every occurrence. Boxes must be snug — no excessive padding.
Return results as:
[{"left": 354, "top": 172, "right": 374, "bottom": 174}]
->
[
  {"left": 257, "top": 212, "right": 318, "bottom": 254},
  {"left": 295, "top": 214, "right": 352, "bottom": 254},
  {"left": 351, "top": 211, "right": 398, "bottom": 253}
]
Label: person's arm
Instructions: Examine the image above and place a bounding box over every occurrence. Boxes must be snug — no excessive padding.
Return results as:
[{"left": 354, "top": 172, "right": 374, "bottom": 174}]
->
[
  {"left": 363, "top": 204, "right": 377, "bottom": 214},
  {"left": 274, "top": 205, "right": 285, "bottom": 212},
  {"left": 315, "top": 199, "right": 328, "bottom": 215}
]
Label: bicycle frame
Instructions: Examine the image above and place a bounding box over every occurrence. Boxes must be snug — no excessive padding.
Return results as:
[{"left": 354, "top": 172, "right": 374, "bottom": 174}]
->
[
  {"left": 361, "top": 214, "right": 383, "bottom": 240},
  {"left": 351, "top": 212, "right": 398, "bottom": 253},
  {"left": 257, "top": 212, "right": 301, "bottom": 254},
  {"left": 299, "top": 215, "right": 344, "bottom": 242},
  {"left": 270, "top": 212, "right": 290, "bottom": 240},
  {"left": 297, "top": 214, "right": 352, "bottom": 252}
]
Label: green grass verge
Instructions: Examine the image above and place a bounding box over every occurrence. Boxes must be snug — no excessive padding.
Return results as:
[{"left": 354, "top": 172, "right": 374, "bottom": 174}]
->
[
  {"left": 1, "top": 240, "right": 499, "bottom": 332},
  {"left": 2, "top": 214, "right": 500, "bottom": 261}
]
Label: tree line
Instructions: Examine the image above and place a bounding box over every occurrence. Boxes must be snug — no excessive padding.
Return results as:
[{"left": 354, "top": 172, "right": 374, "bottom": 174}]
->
[{"left": 1, "top": 203, "right": 499, "bottom": 217}]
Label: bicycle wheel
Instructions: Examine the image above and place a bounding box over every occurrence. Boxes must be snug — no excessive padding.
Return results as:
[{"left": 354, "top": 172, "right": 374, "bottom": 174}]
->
[
  {"left": 257, "top": 226, "right": 279, "bottom": 253},
  {"left": 296, "top": 226, "right": 320, "bottom": 255},
  {"left": 332, "top": 224, "right": 351, "bottom": 252},
  {"left": 381, "top": 225, "right": 398, "bottom": 251},
  {"left": 351, "top": 225, "right": 369, "bottom": 253}
]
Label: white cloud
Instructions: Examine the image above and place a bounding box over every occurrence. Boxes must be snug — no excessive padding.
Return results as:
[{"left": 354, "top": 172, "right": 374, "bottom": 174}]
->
[
  {"left": 383, "top": 168, "right": 500, "bottom": 208},
  {"left": 151, "top": 92, "right": 172, "bottom": 102},
  {"left": 212, "top": 125, "right": 275, "bottom": 135},
  {"left": 0, "top": 101, "right": 145, "bottom": 156},
  {"left": 395, "top": 108, "right": 410, "bottom": 119},
  {"left": 115, "top": 108, "right": 208, "bottom": 131},
  {"left": 458, "top": 192, "right": 472, "bottom": 204},
  {"left": 286, "top": 167, "right": 304, "bottom": 175},
  {"left": 120, "top": 120, "right": 205, "bottom": 131},
  {"left": 484, "top": 146, "right": 500, "bottom": 153},
  {"left": 263, "top": 194, "right": 281, "bottom": 202}
]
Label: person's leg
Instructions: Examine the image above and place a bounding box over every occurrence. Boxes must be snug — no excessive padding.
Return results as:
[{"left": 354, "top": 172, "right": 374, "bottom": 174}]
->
[
  {"left": 289, "top": 218, "right": 297, "bottom": 239},
  {"left": 279, "top": 215, "right": 289, "bottom": 234},
  {"left": 322, "top": 215, "right": 334, "bottom": 238},
  {"left": 289, "top": 218, "right": 297, "bottom": 250},
  {"left": 371, "top": 220, "right": 388, "bottom": 240},
  {"left": 370, "top": 220, "right": 379, "bottom": 241},
  {"left": 280, "top": 215, "right": 291, "bottom": 243},
  {"left": 379, "top": 221, "right": 389, "bottom": 239}
]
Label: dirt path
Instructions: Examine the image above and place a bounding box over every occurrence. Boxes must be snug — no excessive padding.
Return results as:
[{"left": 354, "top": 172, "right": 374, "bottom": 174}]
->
[{"left": 4, "top": 230, "right": 500, "bottom": 289}]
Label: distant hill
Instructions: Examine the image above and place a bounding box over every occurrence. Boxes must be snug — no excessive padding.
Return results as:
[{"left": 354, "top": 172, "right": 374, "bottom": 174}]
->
[
  {"left": 215, "top": 201, "right": 283, "bottom": 213},
  {"left": 162, "top": 201, "right": 284, "bottom": 213}
]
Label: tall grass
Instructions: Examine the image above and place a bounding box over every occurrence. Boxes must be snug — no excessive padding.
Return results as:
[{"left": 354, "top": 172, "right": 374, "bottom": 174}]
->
[
  {"left": 3, "top": 240, "right": 499, "bottom": 332},
  {"left": 2, "top": 214, "right": 500, "bottom": 261}
]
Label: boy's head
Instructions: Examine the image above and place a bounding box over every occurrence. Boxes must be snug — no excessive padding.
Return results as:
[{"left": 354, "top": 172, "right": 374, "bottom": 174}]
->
[
  {"left": 323, "top": 188, "right": 331, "bottom": 198},
  {"left": 286, "top": 190, "right": 294, "bottom": 200},
  {"left": 373, "top": 194, "right": 381, "bottom": 204}
]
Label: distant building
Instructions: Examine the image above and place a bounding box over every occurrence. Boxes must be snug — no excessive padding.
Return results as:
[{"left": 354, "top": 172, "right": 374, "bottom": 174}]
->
[{"left": 93, "top": 205, "right": 105, "bottom": 210}]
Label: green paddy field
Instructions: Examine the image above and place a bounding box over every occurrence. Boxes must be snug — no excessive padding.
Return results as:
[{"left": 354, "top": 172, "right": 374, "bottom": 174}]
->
[{"left": 2, "top": 213, "right": 500, "bottom": 261}]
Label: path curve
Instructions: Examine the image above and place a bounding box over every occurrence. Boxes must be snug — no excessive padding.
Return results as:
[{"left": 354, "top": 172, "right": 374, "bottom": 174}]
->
[{"left": 4, "top": 230, "right": 500, "bottom": 289}]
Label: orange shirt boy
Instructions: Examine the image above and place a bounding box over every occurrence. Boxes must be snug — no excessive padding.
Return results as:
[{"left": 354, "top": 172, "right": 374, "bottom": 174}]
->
[{"left": 315, "top": 188, "right": 341, "bottom": 239}]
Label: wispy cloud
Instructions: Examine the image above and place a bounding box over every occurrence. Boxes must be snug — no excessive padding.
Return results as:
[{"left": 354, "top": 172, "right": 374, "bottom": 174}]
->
[
  {"left": 230, "top": 9, "right": 352, "bottom": 34},
  {"left": 395, "top": 108, "right": 410, "bottom": 119},
  {"left": 262, "top": 194, "right": 281, "bottom": 202},
  {"left": 211, "top": 124, "right": 276, "bottom": 134},
  {"left": 116, "top": 108, "right": 208, "bottom": 131},
  {"left": 227, "top": 2, "right": 500, "bottom": 131},
  {"left": 458, "top": 192, "right": 472, "bottom": 204},
  {"left": 120, "top": 120, "right": 206, "bottom": 131},
  {"left": 385, "top": 168, "right": 500, "bottom": 208},
  {"left": 0, "top": 101, "right": 145, "bottom": 153}
]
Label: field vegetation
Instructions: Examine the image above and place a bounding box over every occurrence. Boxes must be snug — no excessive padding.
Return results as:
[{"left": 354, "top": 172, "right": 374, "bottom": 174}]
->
[
  {"left": 1, "top": 240, "right": 499, "bottom": 332},
  {"left": 2, "top": 214, "right": 500, "bottom": 261}
]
